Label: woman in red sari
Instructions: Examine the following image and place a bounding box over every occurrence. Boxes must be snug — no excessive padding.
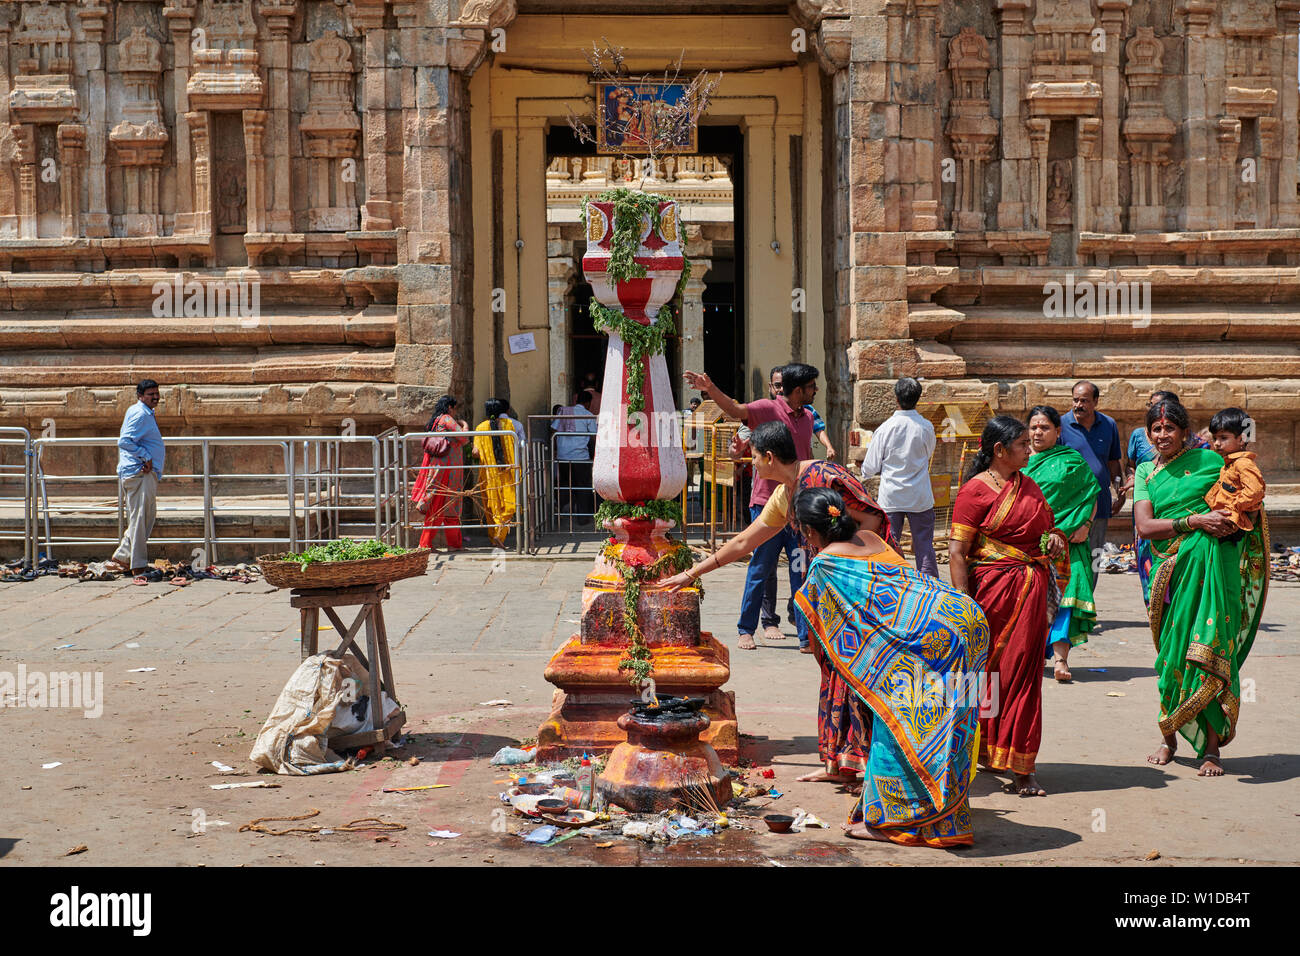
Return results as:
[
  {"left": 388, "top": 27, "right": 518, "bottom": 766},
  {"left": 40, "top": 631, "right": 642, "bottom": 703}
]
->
[
  {"left": 411, "top": 395, "right": 470, "bottom": 550},
  {"left": 949, "top": 416, "right": 1066, "bottom": 796}
]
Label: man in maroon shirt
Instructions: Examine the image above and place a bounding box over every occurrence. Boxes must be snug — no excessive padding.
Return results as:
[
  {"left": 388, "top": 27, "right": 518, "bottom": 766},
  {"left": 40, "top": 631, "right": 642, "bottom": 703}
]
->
[{"left": 683, "top": 363, "right": 819, "bottom": 650}]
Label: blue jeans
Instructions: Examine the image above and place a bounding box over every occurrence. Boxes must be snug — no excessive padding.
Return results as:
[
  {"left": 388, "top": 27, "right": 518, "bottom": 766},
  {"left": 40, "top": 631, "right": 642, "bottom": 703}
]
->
[{"left": 738, "top": 505, "right": 809, "bottom": 647}]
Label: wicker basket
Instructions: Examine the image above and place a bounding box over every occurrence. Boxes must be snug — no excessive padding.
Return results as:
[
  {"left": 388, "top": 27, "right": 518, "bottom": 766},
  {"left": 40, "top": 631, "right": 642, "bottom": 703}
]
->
[{"left": 257, "top": 549, "right": 432, "bottom": 590}]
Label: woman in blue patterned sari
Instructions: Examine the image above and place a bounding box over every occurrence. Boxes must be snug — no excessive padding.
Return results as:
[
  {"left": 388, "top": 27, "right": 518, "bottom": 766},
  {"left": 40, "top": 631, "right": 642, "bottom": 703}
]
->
[{"left": 793, "top": 487, "right": 990, "bottom": 847}]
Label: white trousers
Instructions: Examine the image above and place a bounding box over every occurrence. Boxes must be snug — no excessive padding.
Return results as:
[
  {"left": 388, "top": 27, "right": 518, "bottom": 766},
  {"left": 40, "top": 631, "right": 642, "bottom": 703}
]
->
[{"left": 113, "top": 470, "right": 158, "bottom": 570}]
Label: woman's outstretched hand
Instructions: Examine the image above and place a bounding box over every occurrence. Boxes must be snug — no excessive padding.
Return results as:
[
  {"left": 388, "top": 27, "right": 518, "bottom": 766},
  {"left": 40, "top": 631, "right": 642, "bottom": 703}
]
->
[{"left": 660, "top": 570, "right": 696, "bottom": 592}]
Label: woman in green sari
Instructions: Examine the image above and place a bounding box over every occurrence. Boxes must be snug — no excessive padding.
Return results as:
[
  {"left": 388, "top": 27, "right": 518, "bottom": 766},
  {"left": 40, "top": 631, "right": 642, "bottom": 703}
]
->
[
  {"left": 1134, "top": 400, "right": 1269, "bottom": 776},
  {"left": 1023, "top": 406, "right": 1100, "bottom": 683}
]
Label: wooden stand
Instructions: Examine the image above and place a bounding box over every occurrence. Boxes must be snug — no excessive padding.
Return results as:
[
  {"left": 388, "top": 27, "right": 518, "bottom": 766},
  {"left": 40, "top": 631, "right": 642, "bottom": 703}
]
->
[{"left": 292, "top": 582, "right": 406, "bottom": 751}]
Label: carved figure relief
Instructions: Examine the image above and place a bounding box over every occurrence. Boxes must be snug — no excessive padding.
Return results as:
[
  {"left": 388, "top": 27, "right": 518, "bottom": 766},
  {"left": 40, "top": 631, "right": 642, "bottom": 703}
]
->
[
  {"left": 1047, "top": 160, "right": 1073, "bottom": 226},
  {"left": 301, "top": 31, "right": 361, "bottom": 232}
]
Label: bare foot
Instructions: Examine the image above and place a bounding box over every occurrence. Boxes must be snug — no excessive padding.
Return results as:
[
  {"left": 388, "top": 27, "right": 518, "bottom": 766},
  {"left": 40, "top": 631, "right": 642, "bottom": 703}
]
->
[
  {"left": 796, "top": 769, "right": 850, "bottom": 783},
  {"left": 1007, "top": 773, "right": 1046, "bottom": 796},
  {"left": 843, "top": 821, "right": 891, "bottom": 842},
  {"left": 737, "top": 632, "right": 757, "bottom": 651},
  {"left": 798, "top": 645, "right": 814, "bottom": 655},
  {"left": 1198, "top": 753, "right": 1224, "bottom": 777},
  {"left": 763, "top": 625, "right": 785, "bottom": 641},
  {"left": 1053, "top": 657, "right": 1073, "bottom": 682},
  {"left": 1147, "top": 739, "right": 1176, "bottom": 765}
]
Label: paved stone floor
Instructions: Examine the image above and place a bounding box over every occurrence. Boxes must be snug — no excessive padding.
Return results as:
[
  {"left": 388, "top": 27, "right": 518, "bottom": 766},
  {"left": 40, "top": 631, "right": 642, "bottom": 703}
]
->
[{"left": 1, "top": 554, "right": 1296, "bottom": 867}]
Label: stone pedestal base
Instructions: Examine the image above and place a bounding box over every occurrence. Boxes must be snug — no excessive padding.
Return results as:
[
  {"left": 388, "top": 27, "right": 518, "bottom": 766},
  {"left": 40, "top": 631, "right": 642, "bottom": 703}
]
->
[{"left": 536, "top": 631, "right": 737, "bottom": 764}]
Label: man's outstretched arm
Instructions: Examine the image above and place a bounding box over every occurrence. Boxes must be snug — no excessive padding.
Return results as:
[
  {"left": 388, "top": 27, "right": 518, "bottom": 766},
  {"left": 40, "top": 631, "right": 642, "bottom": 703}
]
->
[{"left": 683, "top": 370, "right": 748, "bottom": 422}]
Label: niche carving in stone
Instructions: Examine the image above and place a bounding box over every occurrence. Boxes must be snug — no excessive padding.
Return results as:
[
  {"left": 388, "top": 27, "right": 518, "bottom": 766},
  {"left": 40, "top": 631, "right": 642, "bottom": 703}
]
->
[{"left": 301, "top": 30, "right": 361, "bottom": 232}]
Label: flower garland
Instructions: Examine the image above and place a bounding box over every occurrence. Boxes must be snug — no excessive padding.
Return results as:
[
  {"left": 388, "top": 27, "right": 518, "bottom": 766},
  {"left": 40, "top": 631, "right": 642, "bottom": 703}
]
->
[
  {"left": 601, "top": 540, "right": 695, "bottom": 686},
  {"left": 595, "top": 499, "right": 683, "bottom": 528},
  {"left": 581, "top": 187, "right": 691, "bottom": 415}
]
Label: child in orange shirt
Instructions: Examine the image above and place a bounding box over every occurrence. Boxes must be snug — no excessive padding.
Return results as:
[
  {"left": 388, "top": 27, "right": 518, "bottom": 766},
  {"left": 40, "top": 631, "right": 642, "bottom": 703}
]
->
[{"left": 1205, "top": 407, "right": 1265, "bottom": 543}]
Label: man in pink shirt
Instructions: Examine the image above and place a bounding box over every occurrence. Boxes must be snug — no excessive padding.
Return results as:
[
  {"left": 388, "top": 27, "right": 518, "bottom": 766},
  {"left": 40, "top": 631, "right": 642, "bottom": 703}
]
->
[{"left": 683, "top": 363, "right": 818, "bottom": 650}]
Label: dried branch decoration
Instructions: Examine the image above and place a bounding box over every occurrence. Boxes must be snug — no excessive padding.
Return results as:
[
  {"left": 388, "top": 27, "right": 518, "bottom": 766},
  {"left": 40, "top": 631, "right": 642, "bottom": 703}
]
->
[{"left": 566, "top": 38, "right": 721, "bottom": 176}]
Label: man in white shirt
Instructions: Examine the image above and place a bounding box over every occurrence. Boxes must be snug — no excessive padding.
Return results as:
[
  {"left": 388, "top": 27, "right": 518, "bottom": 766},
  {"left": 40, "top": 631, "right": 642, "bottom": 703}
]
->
[
  {"left": 551, "top": 390, "right": 598, "bottom": 525},
  {"left": 861, "top": 377, "right": 938, "bottom": 578}
]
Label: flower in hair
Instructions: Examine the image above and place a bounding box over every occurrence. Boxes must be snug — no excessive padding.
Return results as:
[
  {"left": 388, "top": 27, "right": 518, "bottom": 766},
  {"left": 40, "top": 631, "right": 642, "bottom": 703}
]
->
[{"left": 827, "top": 505, "right": 842, "bottom": 517}]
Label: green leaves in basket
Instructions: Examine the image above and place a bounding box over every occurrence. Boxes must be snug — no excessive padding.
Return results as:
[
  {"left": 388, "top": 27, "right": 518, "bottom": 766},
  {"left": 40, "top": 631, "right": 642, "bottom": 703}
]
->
[{"left": 284, "top": 538, "right": 411, "bottom": 568}]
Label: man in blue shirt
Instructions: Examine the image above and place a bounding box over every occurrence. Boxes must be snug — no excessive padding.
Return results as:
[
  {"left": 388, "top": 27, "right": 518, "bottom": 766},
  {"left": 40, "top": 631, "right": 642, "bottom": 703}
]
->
[
  {"left": 113, "top": 380, "right": 165, "bottom": 581},
  {"left": 1060, "top": 380, "right": 1122, "bottom": 590}
]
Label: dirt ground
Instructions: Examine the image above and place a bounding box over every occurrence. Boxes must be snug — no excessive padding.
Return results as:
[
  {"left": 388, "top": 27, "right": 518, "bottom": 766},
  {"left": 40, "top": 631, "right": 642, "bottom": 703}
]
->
[{"left": 2, "top": 553, "right": 1296, "bottom": 867}]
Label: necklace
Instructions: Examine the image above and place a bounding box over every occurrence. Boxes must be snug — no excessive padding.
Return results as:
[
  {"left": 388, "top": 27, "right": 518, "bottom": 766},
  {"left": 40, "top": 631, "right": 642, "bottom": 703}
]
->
[
  {"left": 984, "top": 468, "right": 1006, "bottom": 490},
  {"left": 1150, "top": 446, "right": 1186, "bottom": 477}
]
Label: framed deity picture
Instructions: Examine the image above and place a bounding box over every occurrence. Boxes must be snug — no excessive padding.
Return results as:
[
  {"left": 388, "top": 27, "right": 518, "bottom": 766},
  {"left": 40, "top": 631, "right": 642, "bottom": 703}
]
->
[{"left": 595, "top": 83, "right": 699, "bottom": 155}]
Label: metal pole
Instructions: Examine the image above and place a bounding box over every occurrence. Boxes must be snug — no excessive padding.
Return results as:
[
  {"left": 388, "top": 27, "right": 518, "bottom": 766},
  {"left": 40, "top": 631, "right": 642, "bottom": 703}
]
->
[
  {"left": 202, "top": 440, "right": 214, "bottom": 565},
  {"left": 285, "top": 442, "right": 297, "bottom": 553},
  {"left": 371, "top": 436, "right": 382, "bottom": 542}
]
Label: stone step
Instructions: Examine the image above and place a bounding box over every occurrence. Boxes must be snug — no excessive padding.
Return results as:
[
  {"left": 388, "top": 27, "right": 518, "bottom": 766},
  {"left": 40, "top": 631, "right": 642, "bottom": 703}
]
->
[
  {"left": 954, "top": 342, "right": 1300, "bottom": 379},
  {"left": 0, "top": 346, "right": 396, "bottom": 385},
  {"left": 0, "top": 308, "right": 395, "bottom": 349},
  {"left": 941, "top": 304, "right": 1300, "bottom": 344}
]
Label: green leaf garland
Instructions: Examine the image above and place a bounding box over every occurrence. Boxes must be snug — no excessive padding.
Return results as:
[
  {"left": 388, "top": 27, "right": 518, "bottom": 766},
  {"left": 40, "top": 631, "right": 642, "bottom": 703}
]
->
[{"left": 602, "top": 541, "right": 696, "bottom": 687}]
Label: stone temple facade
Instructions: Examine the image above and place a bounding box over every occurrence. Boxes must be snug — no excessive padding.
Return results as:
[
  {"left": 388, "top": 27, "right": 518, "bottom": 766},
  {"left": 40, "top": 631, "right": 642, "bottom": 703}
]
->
[{"left": 0, "top": 1, "right": 1297, "bottom": 483}]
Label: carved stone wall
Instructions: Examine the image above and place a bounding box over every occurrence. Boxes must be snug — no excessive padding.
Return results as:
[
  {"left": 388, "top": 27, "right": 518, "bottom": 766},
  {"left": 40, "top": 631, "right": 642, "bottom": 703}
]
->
[{"left": 844, "top": 0, "right": 1300, "bottom": 483}]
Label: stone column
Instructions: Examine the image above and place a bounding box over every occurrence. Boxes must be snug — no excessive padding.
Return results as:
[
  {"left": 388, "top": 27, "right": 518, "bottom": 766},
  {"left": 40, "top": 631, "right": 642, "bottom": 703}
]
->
[
  {"left": 1276, "top": 3, "right": 1300, "bottom": 227},
  {"left": 997, "top": 0, "right": 1033, "bottom": 230},
  {"left": 1028, "top": 117, "right": 1051, "bottom": 233},
  {"left": 1181, "top": 1, "right": 1217, "bottom": 230},
  {"left": 1095, "top": 1, "right": 1131, "bottom": 234},
  {"left": 547, "top": 256, "right": 576, "bottom": 410},
  {"left": 243, "top": 110, "right": 268, "bottom": 233},
  {"left": 349, "top": 1, "right": 393, "bottom": 230},
  {"left": 164, "top": 0, "right": 197, "bottom": 234},
  {"left": 257, "top": 0, "right": 296, "bottom": 233},
  {"left": 75, "top": 1, "right": 109, "bottom": 237},
  {"left": 12, "top": 124, "right": 36, "bottom": 239},
  {"left": 679, "top": 257, "right": 711, "bottom": 408},
  {"left": 56, "top": 124, "right": 84, "bottom": 238},
  {"left": 186, "top": 111, "right": 211, "bottom": 234}
]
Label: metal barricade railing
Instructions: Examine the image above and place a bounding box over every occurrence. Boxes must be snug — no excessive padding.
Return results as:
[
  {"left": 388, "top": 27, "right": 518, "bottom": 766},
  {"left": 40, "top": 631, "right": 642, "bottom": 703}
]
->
[
  {"left": 680, "top": 419, "right": 748, "bottom": 550},
  {"left": 4, "top": 420, "right": 759, "bottom": 564},
  {"left": 29, "top": 434, "right": 403, "bottom": 563},
  {"left": 399, "top": 429, "right": 524, "bottom": 554},
  {"left": 0, "top": 426, "right": 35, "bottom": 567},
  {"left": 525, "top": 414, "right": 603, "bottom": 542}
]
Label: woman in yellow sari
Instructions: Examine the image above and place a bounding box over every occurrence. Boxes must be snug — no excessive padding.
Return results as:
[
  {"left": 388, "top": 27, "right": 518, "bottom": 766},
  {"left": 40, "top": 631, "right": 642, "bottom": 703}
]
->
[{"left": 472, "top": 398, "right": 520, "bottom": 548}]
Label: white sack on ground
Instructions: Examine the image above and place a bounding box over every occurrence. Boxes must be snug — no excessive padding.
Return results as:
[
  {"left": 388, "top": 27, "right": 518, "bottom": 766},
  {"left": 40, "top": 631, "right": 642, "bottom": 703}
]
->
[{"left": 249, "top": 654, "right": 353, "bottom": 775}]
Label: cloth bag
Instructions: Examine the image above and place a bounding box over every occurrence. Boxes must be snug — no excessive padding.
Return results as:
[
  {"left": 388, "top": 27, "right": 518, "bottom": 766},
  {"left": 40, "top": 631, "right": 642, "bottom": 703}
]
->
[{"left": 249, "top": 654, "right": 354, "bottom": 775}]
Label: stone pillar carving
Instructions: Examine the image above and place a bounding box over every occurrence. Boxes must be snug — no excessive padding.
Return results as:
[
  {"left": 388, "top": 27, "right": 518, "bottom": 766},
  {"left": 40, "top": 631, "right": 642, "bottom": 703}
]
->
[
  {"left": 111, "top": 27, "right": 169, "bottom": 237},
  {"left": 547, "top": 255, "right": 576, "bottom": 411},
  {"left": 75, "top": 0, "right": 109, "bottom": 236},
  {"left": 257, "top": 0, "right": 298, "bottom": 234},
  {"left": 1221, "top": 1, "right": 1281, "bottom": 231},
  {"left": 8, "top": 0, "right": 79, "bottom": 238},
  {"left": 11, "top": 122, "right": 35, "bottom": 238},
  {"left": 1027, "top": 117, "right": 1051, "bottom": 236},
  {"left": 1094, "top": 1, "right": 1131, "bottom": 234},
  {"left": 301, "top": 30, "right": 360, "bottom": 232},
  {"left": 242, "top": 109, "right": 267, "bottom": 233},
  {"left": 1278, "top": 3, "right": 1300, "bottom": 227},
  {"left": 1123, "top": 27, "right": 1176, "bottom": 233},
  {"left": 996, "top": 0, "right": 1033, "bottom": 231},
  {"left": 0, "top": 7, "right": 16, "bottom": 238},
  {"left": 945, "top": 27, "right": 997, "bottom": 233},
  {"left": 679, "top": 254, "right": 711, "bottom": 408},
  {"left": 56, "top": 122, "right": 82, "bottom": 237},
  {"left": 1180, "top": 1, "right": 1217, "bottom": 229},
  {"left": 164, "top": 0, "right": 197, "bottom": 234},
  {"left": 186, "top": 111, "right": 211, "bottom": 234},
  {"left": 347, "top": 1, "right": 391, "bottom": 230}
]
